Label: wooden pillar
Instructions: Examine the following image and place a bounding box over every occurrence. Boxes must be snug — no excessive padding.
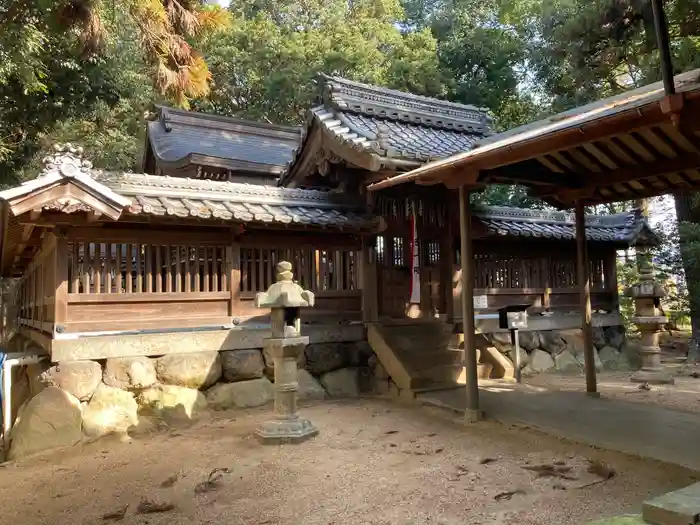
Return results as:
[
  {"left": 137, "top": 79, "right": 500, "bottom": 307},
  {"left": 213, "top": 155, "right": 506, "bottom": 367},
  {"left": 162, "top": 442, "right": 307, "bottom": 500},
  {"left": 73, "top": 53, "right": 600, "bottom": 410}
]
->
[
  {"left": 362, "top": 235, "right": 379, "bottom": 323},
  {"left": 603, "top": 249, "right": 619, "bottom": 310},
  {"left": 228, "top": 244, "right": 241, "bottom": 318},
  {"left": 575, "top": 200, "right": 598, "bottom": 396},
  {"left": 54, "top": 233, "right": 69, "bottom": 334},
  {"left": 459, "top": 185, "right": 482, "bottom": 420},
  {"left": 440, "top": 206, "right": 455, "bottom": 321}
]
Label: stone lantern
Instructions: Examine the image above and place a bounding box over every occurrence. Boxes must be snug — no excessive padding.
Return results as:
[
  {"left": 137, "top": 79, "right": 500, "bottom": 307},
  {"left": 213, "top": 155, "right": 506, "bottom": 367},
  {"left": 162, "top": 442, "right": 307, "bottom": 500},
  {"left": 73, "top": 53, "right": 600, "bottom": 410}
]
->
[
  {"left": 254, "top": 261, "right": 319, "bottom": 443},
  {"left": 626, "top": 259, "right": 674, "bottom": 385}
]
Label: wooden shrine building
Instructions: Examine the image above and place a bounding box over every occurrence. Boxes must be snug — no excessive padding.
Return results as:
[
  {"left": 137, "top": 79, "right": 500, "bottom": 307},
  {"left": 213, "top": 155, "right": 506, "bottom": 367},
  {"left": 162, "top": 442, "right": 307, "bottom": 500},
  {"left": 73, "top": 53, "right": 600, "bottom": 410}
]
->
[{"left": 0, "top": 74, "right": 668, "bottom": 407}]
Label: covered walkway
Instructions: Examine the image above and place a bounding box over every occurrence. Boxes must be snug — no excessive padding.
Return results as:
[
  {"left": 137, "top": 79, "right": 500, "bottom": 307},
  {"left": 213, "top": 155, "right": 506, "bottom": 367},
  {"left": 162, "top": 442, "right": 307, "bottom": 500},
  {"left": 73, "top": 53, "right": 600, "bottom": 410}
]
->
[{"left": 420, "top": 384, "right": 700, "bottom": 471}]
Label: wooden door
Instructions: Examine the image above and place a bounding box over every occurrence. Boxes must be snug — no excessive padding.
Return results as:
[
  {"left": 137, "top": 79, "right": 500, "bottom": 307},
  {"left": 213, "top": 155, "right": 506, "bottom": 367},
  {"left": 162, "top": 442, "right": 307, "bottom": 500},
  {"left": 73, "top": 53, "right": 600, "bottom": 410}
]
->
[{"left": 377, "top": 226, "right": 411, "bottom": 318}]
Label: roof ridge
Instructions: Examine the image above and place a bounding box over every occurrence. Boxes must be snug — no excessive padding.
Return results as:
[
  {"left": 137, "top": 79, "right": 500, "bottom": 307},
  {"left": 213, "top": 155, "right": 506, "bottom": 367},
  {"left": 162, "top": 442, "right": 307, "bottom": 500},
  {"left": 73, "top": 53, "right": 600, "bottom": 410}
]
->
[
  {"left": 319, "top": 74, "right": 493, "bottom": 133},
  {"left": 320, "top": 74, "right": 490, "bottom": 114},
  {"left": 155, "top": 106, "right": 302, "bottom": 136},
  {"left": 474, "top": 205, "right": 640, "bottom": 226},
  {"left": 94, "top": 171, "right": 362, "bottom": 209}
]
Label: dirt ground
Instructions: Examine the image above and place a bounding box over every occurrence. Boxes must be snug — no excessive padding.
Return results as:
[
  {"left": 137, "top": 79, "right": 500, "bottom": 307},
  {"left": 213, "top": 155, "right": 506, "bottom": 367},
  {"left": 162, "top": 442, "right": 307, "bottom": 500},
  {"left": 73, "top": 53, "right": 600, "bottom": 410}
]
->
[
  {"left": 526, "top": 362, "right": 700, "bottom": 414},
  {"left": 0, "top": 399, "right": 695, "bottom": 525}
]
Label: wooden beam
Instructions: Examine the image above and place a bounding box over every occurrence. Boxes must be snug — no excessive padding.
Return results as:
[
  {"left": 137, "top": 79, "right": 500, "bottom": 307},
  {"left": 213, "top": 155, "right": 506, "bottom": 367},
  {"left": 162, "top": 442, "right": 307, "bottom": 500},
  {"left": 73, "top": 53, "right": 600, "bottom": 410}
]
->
[
  {"left": 458, "top": 185, "right": 482, "bottom": 420},
  {"left": 67, "top": 226, "right": 236, "bottom": 246},
  {"left": 537, "top": 152, "right": 700, "bottom": 200},
  {"left": 575, "top": 200, "right": 598, "bottom": 396}
]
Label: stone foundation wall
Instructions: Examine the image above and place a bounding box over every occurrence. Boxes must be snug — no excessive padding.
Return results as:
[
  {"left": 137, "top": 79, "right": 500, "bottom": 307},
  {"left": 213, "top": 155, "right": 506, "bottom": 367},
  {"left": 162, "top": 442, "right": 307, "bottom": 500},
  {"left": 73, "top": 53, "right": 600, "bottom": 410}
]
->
[
  {"left": 483, "top": 325, "right": 637, "bottom": 375},
  {"left": 5, "top": 341, "right": 374, "bottom": 461}
]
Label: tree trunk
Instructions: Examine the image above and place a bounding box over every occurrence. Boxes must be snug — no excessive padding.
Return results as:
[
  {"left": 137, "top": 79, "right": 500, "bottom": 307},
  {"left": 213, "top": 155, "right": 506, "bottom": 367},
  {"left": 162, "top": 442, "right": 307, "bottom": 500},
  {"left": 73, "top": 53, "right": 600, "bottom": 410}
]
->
[{"left": 674, "top": 190, "right": 700, "bottom": 363}]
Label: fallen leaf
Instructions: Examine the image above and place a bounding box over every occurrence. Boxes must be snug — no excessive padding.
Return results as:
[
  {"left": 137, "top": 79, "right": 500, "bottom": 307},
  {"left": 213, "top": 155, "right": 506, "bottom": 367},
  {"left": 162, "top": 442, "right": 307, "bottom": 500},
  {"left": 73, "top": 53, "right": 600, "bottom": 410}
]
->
[
  {"left": 195, "top": 467, "right": 232, "bottom": 494},
  {"left": 587, "top": 460, "right": 616, "bottom": 480},
  {"left": 522, "top": 464, "right": 578, "bottom": 480},
  {"left": 136, "top": 499, "right": 175, "bottom": 514},
  {"left": 160, "top": 473, "right": 179, "bottom": 488},
  {"left": 102, "top": 505, "right": 129, "bottom": 521},
  {"left": 494, "top": 489, "right": 525, "bottom": 501}
]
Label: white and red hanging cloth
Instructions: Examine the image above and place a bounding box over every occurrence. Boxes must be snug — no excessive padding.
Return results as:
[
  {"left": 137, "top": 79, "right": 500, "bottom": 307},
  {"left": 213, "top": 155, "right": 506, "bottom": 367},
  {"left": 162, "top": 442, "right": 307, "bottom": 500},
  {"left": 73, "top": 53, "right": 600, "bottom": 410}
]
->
[{"left": 409, "top": 205, "right": 421, "bottom": 305}]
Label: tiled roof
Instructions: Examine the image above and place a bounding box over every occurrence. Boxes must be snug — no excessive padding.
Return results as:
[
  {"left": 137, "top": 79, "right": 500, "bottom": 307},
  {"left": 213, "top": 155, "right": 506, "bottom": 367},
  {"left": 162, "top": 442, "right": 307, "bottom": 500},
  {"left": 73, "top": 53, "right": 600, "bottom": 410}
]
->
[
  {"left": 473, "top": 206, "right": 658, "bottom": 245},
  {"left": 284, "top": 76, "right": 494, "bottom": 183},
  {"left": 147, "top": 106, "right": 302, "bottom": 175},
  {"left": 93, "top": 172, "right": 377, "bottom": 231},
  {"left": 313, "top": 76, "right": 491, "bottom": 163}
]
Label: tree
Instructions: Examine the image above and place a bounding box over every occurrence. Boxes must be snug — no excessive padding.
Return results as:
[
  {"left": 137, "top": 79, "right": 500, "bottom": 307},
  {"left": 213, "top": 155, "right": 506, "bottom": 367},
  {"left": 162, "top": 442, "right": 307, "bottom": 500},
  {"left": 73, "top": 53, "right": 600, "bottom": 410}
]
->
[
  {"left": 194, "top": 0, "right": 444, "bottom": 124},
  {"left": 0, "top": 0, "right": 230, "bottom": 183}
]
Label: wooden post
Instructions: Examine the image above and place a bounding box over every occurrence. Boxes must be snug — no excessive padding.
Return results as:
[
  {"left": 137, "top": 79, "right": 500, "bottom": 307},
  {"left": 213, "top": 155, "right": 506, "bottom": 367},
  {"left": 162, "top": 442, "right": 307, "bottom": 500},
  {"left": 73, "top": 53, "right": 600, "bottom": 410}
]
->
[
  {"left": 459, "top": 185, "right": 482, "bottom": 421},
  {"left": 228, "top": 244, "right": 241, "bottom": 318},
  {"left": 361, "top": 235, "right": 379, "bottom": 323},
  {"left": 603, "top": 249, "right": 619, "bottom": 310},
  {"left": 54, "top": 233, "right": 69, "bottom": 333},
  {"left": 575, "top": 200, "right": 598, "bottom": 396},
  {"left": 440, "top": 206, "right": 454, "bottom": 321}
]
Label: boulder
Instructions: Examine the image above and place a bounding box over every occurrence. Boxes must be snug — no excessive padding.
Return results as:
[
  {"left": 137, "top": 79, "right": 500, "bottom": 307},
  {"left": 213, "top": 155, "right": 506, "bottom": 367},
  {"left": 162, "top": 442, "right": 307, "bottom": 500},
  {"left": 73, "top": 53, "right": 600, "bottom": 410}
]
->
[
  {"left": 9, "top": 387, "right": 82, "bottom": 460},
  {"left": 599, "top": 345, "right": 622, "bottom": 370},
  {"left": 319, "top": 367, "right": 361, "bottom": 398},
  {"left": 621, "top": 340, "right": 642, "bottom": 369},
  {"left": 518, "top": 331, "right": 541, "bottom": 352},
  {"left": 103, "top": 357, "right": 157, "bottom": 391},
  {"left": 36, "top": 361, "right": 102, "bottom": 401},
  {"left": 604, "top": 325, "right": 626, "bottom": 349},
  {"left": 576, "top": 348, "right": 603, "bottom": 370},
  {"left": 592, "top": 326, "right": 607, "bottom": 349},
  {"left": 560, "top": 329, "right": 585, "bottom": 359},
  {"left": 555, "top": 349, "right": 582, "bottom": 373},
  {"left": 205, "top": 378, "right": 273, "bottom": 410},
  {"left": 81, "top": 383, "right": 139, "bottom": 438},
  {"left": 138, "top": 385, "right": 207, "bottom": 420},
  {"left": 507, "top": 347, "right": 529, "bottom": 369},
  {"left": 25, "top": 361, "right": 51, "bottom": 397},
  {"left": 262, "top": 347, "right": 306, "bottom": 378},
  {"left": 488, "top": 332, "right": 513, "bottom": 354},
  {"left": 305, "top": 343, "right": 351, "bottom": 376},
  {"left": 220, "top": 349, "right": 264, "bottom": 382},
  {"left": 297, "top": 369, "right": 326, "bottom": 401},
  {"left": 155, "top": 352, "right": 221, "bottom": 390},
  {"left": 528, "top": 349, "right": 556, "bottom": 373},
  {"left": 540, "top": 331, "right": 567, "bottom": 355},
  {"left": 347, "top": 341, "right": 375, "bottom": 367}
]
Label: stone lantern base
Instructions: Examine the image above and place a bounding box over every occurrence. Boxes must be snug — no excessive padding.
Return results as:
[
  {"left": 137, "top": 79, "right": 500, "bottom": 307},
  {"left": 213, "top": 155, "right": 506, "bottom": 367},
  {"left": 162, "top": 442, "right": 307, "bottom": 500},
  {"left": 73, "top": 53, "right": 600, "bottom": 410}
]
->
[{"left": 255, "top": 417, "right": 319, "bottom": 445}]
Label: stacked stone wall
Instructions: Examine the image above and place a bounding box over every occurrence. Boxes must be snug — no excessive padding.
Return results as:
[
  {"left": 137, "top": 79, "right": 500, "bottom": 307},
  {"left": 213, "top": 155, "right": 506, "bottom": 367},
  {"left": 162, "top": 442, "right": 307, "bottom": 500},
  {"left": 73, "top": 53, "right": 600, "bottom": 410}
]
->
[{"left": 5, "top": 341, "right": 372, "bottom": 460}]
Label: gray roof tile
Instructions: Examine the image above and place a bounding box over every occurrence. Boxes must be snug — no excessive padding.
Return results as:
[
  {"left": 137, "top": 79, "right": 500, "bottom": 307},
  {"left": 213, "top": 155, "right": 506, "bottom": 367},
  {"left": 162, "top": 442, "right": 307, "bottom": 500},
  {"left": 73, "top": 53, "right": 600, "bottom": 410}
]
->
[
  {"left": 148, "top": 107, "right": 302, "bottom": 174},
  {"left": 473, "top": 206, "right": 658, "bottom": 245},
  {"left": 90, "top": 171, "right": 378, "bottom": 231}
]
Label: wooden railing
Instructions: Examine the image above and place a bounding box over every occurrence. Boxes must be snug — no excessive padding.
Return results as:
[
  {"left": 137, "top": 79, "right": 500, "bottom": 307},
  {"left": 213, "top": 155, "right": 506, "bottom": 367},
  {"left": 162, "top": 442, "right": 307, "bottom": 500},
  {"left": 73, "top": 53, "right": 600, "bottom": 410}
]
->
[
  {"left": 18, "top": 234, "right": 58, "bottom": 335},
  {"left": 40, "top": 236, "right": 365, "bottom": 334},
  {"left": 237, "top": 245, "right": 361, "bottom": 321}
]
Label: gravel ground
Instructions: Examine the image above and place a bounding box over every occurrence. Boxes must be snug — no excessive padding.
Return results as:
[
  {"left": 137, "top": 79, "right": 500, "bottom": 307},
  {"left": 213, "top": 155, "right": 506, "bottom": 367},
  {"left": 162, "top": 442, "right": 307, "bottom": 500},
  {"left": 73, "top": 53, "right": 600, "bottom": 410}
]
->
[
  {"left": 526, "top": 364, "right": 700, "bottom": 414},
  {"left": 0, "top": 399, "right": 695, "bottom": 525}
]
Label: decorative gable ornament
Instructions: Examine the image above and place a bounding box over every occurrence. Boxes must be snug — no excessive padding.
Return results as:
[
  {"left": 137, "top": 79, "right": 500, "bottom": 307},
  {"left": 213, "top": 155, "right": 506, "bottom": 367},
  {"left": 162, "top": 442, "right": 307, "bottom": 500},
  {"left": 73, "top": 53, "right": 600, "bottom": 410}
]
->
[
  {"left": 41, "top": 143, "right": 93, "bottom": 179},
  {"left": 0, "top": 143, "right": 131, "bottom": 221}
]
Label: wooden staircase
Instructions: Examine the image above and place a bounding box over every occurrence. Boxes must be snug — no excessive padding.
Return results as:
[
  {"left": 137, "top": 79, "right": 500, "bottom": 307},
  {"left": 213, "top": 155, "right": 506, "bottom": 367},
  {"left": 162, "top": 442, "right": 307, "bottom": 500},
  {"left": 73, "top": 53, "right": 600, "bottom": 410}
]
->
[{"left": 368, "top": 320, "right": 468, "bottom": 396}]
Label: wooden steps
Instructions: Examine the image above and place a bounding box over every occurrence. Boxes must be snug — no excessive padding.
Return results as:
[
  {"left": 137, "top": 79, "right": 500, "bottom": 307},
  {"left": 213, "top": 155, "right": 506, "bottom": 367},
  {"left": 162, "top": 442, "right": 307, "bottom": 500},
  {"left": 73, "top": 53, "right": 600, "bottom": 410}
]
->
[{"left": 368, "top": 321, "right": 466, "bottom": 396}]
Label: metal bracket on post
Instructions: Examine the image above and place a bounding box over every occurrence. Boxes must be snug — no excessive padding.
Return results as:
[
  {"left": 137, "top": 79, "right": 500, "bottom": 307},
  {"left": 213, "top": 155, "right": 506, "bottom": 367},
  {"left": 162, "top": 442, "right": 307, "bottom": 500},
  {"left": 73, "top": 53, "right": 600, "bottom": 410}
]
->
[
  {"left": 510, "top": 329, "right": 522, "bottom": 383},
  {"left": 498, "top": 304, "right": 530, "bottom": 384}
]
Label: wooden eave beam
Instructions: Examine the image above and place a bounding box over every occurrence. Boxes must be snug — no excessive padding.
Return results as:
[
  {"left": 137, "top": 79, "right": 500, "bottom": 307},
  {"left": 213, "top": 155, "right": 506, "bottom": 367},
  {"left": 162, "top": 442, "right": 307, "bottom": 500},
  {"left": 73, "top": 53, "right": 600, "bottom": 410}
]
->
[{"left": 535, "top": 151, "right": 700, "bottom": 201}]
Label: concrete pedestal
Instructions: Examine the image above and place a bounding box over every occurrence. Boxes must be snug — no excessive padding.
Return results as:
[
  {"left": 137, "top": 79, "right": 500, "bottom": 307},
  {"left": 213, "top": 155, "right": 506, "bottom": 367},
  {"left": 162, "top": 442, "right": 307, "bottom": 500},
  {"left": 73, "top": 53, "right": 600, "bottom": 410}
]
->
[
  {"left": 253, "top": 261, "right": 319, "bottom": 445},
  {"left": 626, "top": 263, "right": 674, "bottom": 386}
]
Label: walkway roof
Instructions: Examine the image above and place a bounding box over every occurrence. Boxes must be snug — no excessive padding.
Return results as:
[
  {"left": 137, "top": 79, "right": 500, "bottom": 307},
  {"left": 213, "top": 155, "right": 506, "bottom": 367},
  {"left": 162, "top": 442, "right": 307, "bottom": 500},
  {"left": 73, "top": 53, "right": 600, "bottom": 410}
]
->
[{"left": 368, "top": 69, "right": 700, "bottom": 209}]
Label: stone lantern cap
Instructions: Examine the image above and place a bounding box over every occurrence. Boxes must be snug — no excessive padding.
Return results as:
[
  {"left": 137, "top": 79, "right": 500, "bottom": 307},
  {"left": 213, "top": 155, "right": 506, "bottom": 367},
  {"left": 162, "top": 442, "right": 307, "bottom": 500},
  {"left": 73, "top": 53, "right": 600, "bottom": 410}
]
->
[
  {"left": 625, "top": 261, "right": 666, "bottom": 299},
  {"left": 254, "top": 261, "right": 315, "bottom": 309}
]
